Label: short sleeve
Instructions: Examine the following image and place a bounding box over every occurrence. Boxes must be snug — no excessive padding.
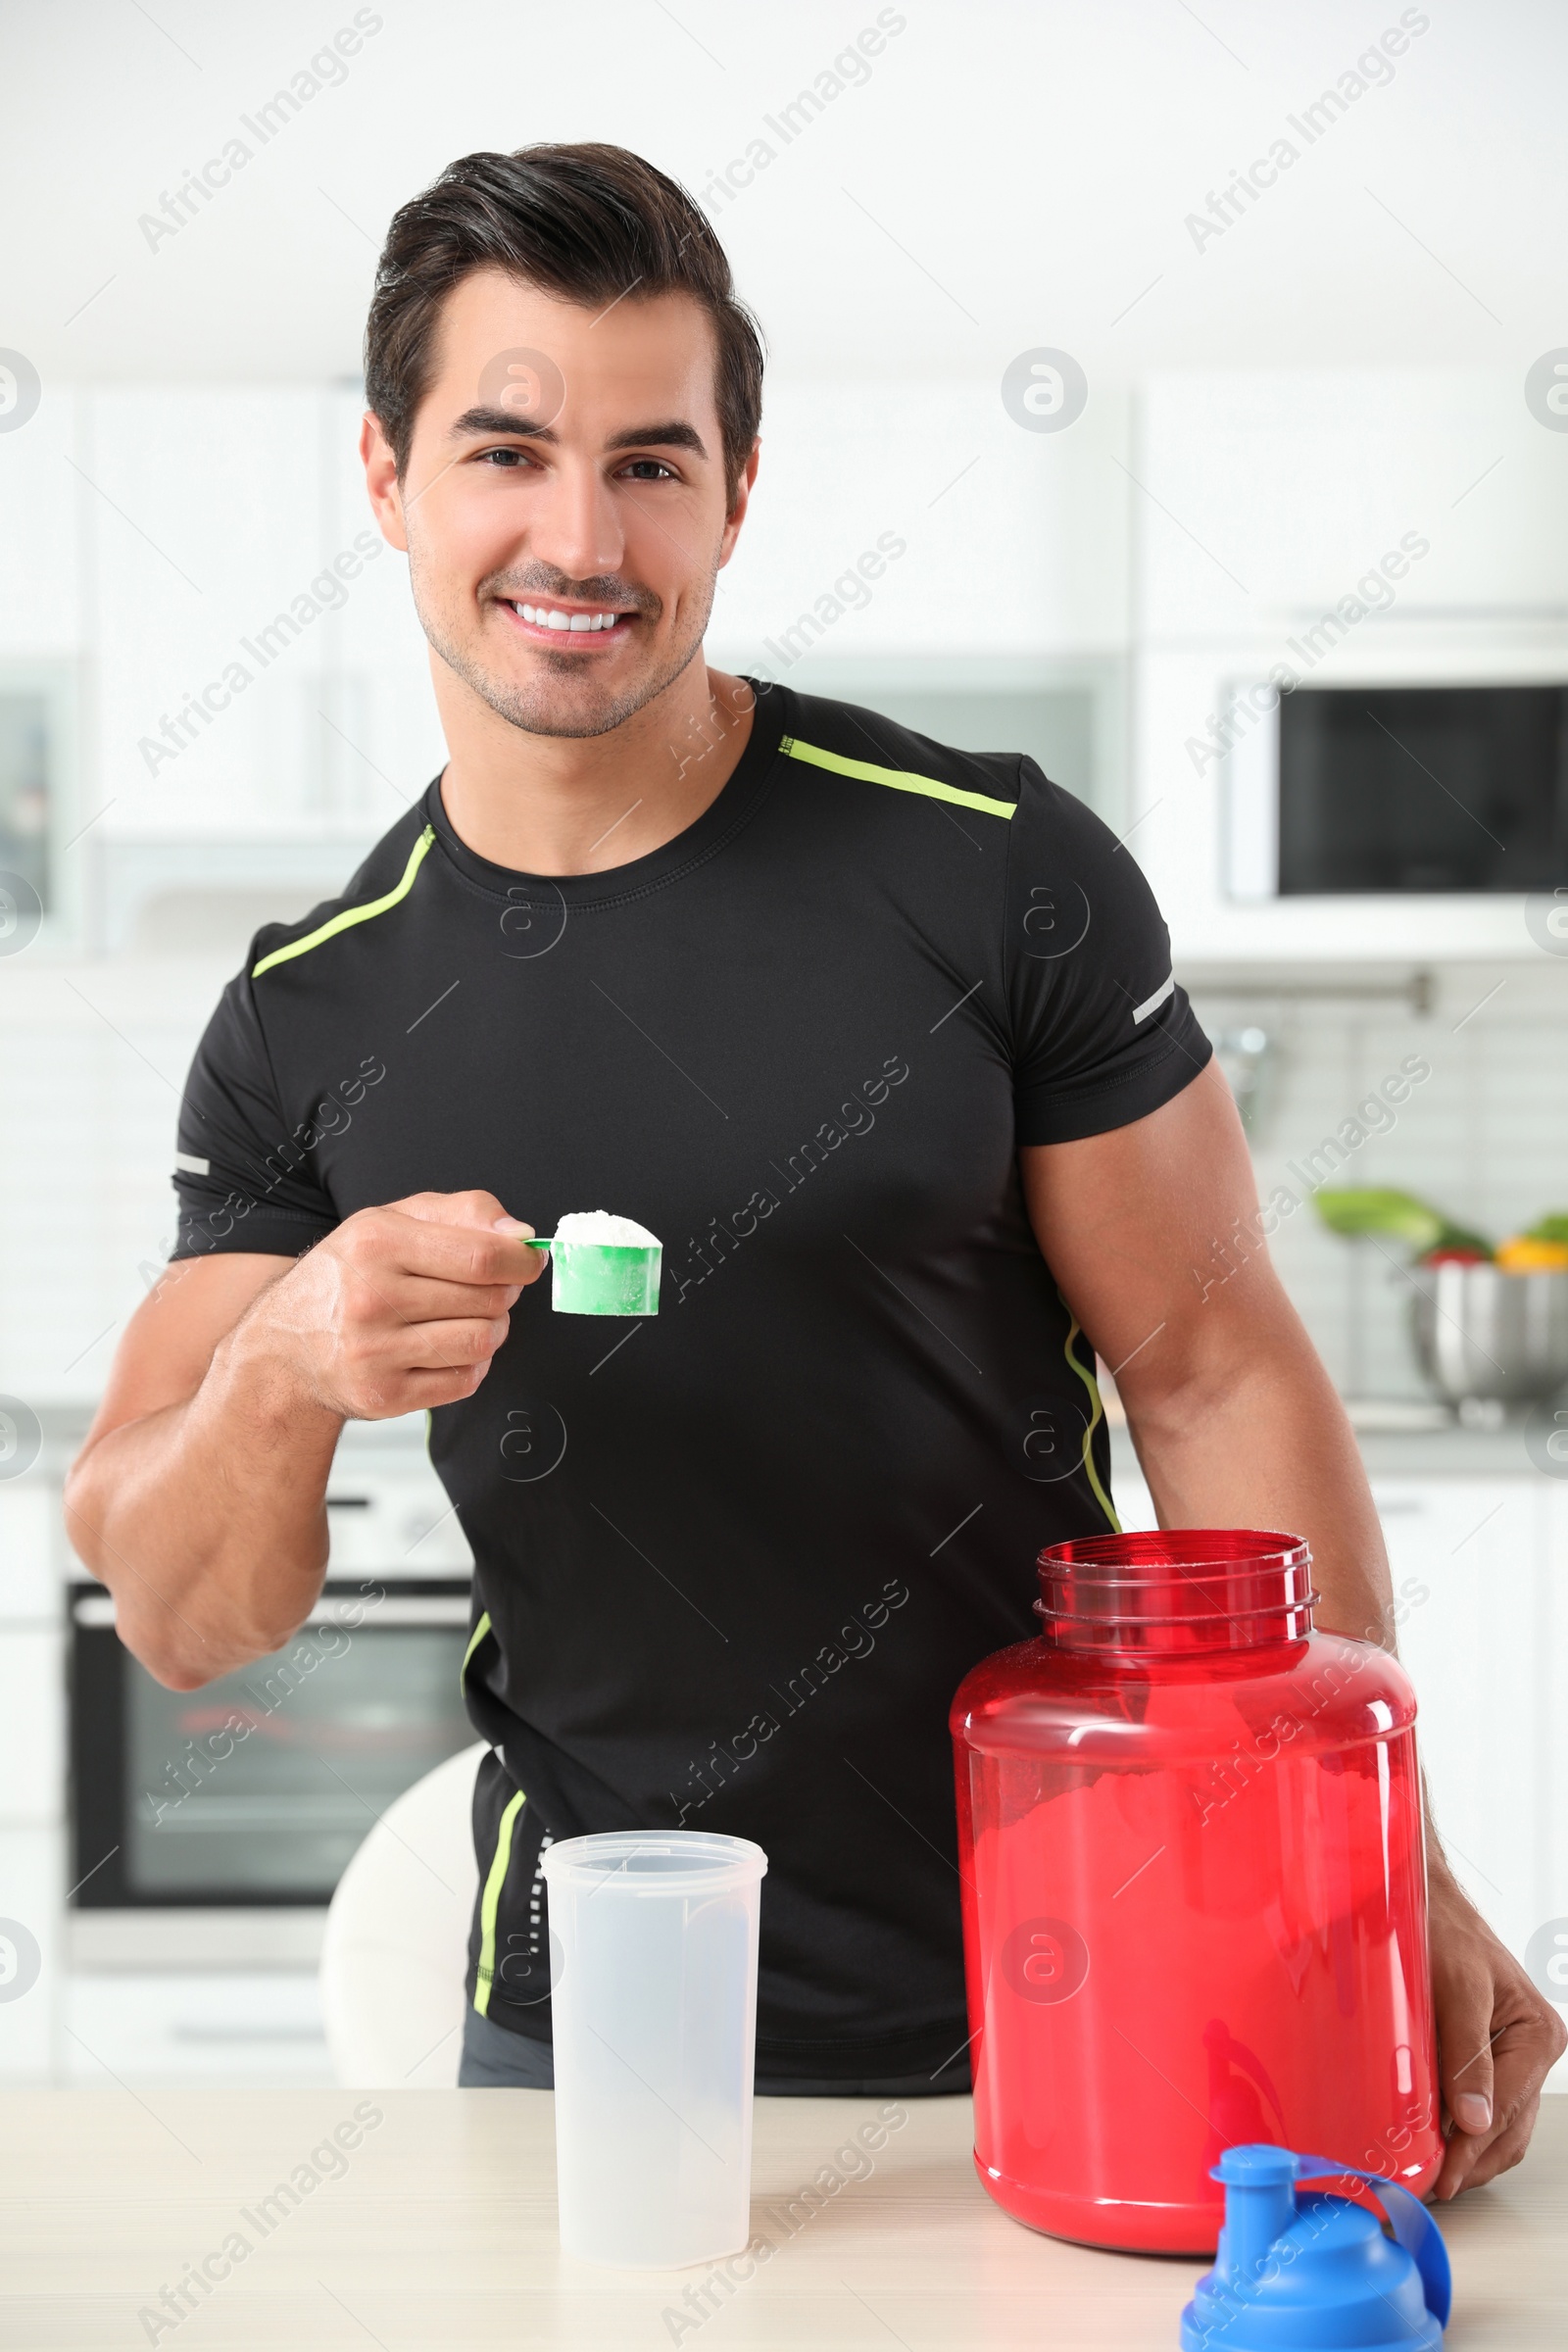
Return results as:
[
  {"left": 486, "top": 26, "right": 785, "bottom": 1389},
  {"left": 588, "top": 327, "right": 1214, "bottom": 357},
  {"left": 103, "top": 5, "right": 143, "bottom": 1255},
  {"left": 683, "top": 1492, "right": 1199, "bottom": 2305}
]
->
[
  {"left": 170, "top": 966, "right": 340, "bottom": 1261},
  {"left": 1004, "top": 760, "right": 1211, "bottom": 1145}
]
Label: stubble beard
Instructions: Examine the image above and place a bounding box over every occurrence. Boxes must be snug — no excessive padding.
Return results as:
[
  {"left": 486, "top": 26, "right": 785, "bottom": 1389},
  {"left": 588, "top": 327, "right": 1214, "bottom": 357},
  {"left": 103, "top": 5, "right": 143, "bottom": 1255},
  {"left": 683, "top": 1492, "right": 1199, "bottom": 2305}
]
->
[{"left": 411, "top": 549, "right": 719, "bottom": 741}]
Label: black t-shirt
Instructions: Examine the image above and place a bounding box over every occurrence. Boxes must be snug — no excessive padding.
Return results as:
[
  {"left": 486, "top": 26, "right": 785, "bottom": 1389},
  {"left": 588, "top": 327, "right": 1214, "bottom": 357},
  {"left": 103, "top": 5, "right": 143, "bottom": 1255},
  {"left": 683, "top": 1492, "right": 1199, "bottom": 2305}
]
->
[{"left": 171, "top": 680, "right": 1209, "bottom": 2084}]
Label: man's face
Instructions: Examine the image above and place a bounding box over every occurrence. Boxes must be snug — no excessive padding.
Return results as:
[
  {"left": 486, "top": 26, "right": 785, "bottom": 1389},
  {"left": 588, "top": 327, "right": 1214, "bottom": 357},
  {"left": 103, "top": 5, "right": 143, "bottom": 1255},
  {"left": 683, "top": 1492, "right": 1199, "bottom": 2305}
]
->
[{"left": 364, "top": 269, "right": 754, "bottom": 739}]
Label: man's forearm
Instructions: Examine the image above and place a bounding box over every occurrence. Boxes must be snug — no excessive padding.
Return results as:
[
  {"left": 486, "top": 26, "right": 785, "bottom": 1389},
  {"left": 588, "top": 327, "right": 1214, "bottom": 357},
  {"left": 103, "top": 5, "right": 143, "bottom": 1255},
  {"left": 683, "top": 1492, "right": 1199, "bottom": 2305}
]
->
[
  {"left": 67, "top": 1192, "right": 537, "bottom": 1692},
  {"left": 1119, "top": 1322, "right": 1474, "bottom": 1895},
  {"left": 65, "top": 1322, "right": 343, "bottom": 1690}
]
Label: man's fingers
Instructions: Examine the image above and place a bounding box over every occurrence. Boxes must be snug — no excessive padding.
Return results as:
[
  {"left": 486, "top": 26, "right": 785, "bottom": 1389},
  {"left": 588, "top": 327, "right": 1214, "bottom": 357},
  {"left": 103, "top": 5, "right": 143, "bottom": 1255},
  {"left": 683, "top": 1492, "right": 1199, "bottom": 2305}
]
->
[
  {"left": 368, "top": 1273, "right": 522, "bottom": 1324},
  {"left": 1439, "top": 2001, "right": 1497, "bottom": 2132},
  {"left": 348, "top": 1202, "right": 544, "bottom": 1290},
  {"left": 1432, "top": 1977, "right": 1565, "bottom": 2199},
  {"left": 384, "top": 1316, "right": 510, "bottom": 1372},
  {"left": 1451, "top": 2088, "right": 1494, "bottom": 2136},
  {"left": 397, "top": 1189, "right": 514, "bottom": 1229},
  {"left": 1430, "top": 1915, "right": 1500, "bottom": 2199},
  {"left": 1456, "top": 2102, "right": 1540, "bottom": 2194},
  {"left": 392, "top": 1363, "right": 496, "bottom": 1411},
  {"left": 397, "top": 1188, "right": 538, "bottom": 1250}
]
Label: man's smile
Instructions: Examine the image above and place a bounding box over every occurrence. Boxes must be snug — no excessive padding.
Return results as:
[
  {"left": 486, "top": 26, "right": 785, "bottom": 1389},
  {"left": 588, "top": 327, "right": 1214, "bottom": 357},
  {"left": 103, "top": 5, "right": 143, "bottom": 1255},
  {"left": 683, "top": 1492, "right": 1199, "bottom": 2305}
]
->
[{"left": 495, "top": 594, "right": 641, "bottom": 649}]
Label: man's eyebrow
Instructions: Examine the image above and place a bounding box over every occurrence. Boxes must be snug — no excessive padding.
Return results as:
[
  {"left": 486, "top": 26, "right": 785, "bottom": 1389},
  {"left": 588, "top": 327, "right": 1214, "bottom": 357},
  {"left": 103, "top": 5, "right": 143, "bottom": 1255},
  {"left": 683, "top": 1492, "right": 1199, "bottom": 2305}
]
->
[
  {"left": 602, "top": 419, "right": 709, "bottom": 460},
  {"left": 447, "top": 406, "right": 558, "bottom": 442},
  {"left": 444, "top": 409, "right": 710, "bottom": 463}
]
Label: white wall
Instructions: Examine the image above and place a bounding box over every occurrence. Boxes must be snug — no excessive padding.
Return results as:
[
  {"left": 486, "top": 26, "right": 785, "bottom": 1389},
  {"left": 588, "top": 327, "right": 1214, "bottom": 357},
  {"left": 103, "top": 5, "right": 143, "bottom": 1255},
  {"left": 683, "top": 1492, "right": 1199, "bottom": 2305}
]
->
[{"left": 2, "top": 1, "right": 1565, "bottom": 390}]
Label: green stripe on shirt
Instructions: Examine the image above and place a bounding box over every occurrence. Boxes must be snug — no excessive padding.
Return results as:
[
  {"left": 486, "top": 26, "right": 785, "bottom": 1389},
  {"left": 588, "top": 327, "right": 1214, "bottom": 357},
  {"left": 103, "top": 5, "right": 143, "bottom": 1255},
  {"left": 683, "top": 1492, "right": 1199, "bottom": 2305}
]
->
[
  {"left": 461, "top": 1610, "right": 492, "bottom": 1689},
  {"left": 1062, "top": 1313, "right": 1120, "bottom": 1535},
  {"left": 473, "top": 1787, "right": 526, "bottom": 2019},
  {"left": 252, "top": 825, "right": 436, "bottom": 978},
  {"left": 780, "top": 734, "right": 1018, "bottom": 821}
]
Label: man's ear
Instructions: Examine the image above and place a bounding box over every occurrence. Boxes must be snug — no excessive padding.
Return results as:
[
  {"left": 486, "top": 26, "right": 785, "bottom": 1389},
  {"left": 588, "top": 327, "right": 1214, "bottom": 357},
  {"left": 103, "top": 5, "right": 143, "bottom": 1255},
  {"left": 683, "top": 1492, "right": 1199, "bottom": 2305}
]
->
[
  {"left": 360, "top": 411, "right": 409, "bottom": 554},
  {"left": 717, "top": 439, "right": 760, "bottom": 570}
]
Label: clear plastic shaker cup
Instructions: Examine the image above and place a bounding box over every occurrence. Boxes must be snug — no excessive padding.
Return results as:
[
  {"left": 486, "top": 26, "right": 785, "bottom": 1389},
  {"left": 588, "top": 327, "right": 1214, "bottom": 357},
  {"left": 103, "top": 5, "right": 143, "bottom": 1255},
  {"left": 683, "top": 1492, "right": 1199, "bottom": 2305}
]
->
[{"left": 540, "top": 1830, "right": 768, "bottom": 2268}]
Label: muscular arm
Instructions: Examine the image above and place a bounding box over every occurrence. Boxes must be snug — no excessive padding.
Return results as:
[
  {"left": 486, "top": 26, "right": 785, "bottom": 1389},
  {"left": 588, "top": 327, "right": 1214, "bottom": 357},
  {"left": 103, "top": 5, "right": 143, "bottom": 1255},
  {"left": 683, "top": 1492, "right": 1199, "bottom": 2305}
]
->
[
  {"left": 66, "top": 1252, "right": 326, "bottom": 1691},
  {"left": 65, "top": 1193, "right": 544, "bottom": 1691},
  {"left": 1019, "top": 1060, "right": 1565, "bottom": 2198},
  {"left": 1021, "top": 1061, "right": 1388, "bottom": 1644}
]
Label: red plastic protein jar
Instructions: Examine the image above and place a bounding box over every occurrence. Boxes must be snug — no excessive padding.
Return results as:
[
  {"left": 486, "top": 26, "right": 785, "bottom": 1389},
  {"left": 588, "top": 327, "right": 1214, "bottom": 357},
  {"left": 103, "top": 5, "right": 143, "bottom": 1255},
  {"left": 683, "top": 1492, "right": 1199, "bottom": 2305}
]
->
[{"left": 950, "top": 1530, "right": 1443, "bottom": 2254}]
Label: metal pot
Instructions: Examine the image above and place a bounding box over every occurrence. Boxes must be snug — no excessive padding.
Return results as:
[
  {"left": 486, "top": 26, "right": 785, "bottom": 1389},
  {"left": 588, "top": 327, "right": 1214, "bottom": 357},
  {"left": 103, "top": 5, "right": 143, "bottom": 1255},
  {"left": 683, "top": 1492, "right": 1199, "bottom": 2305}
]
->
[{"left": 1408, "top": 1263, "right": 1568, "bottom": 1403}]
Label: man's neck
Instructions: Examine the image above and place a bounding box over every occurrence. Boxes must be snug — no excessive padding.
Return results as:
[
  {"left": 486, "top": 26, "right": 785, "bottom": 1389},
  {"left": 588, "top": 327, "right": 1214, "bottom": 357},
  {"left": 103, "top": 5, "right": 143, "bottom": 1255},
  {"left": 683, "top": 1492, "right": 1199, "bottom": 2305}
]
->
[{"left": 434, "top": 659, "right": 756, "bottom": 877}]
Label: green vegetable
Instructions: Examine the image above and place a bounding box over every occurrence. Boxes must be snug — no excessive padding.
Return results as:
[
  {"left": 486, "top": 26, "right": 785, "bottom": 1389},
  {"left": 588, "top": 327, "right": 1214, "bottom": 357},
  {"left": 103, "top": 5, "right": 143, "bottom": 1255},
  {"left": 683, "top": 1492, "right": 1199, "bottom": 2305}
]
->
[
  {"left": 1311, "top": 1188, "right": 1493, "bottom": 1259},
  {"left": 1525, "top": 1212, "right": 1568, "bottom": 1244}
]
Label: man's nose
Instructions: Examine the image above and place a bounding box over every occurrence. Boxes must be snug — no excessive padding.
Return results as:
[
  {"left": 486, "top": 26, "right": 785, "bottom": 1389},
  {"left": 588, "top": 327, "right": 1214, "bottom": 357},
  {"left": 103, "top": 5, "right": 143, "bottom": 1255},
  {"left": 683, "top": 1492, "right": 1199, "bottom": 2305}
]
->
[{"left": 524, "top": 457, "right": 624, "bottom": 585}]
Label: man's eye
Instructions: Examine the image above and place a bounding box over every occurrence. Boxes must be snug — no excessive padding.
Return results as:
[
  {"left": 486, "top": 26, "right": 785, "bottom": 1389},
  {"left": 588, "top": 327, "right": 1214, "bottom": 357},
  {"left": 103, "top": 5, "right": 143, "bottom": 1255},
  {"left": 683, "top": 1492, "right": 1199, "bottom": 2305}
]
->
[
  {"left": 619, "top": 459, "right": 678, "bottom": 482},
  {"left": 478, "top": 446, "right": 532, "bottom": 468}
]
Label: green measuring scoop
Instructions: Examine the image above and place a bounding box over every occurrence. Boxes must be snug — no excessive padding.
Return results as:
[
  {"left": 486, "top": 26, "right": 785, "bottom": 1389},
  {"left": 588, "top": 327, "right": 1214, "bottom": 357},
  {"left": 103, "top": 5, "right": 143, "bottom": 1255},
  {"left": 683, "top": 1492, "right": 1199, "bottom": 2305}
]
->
[{"left": 522, "top": 1235, "right": 662, "bottom": 1317}]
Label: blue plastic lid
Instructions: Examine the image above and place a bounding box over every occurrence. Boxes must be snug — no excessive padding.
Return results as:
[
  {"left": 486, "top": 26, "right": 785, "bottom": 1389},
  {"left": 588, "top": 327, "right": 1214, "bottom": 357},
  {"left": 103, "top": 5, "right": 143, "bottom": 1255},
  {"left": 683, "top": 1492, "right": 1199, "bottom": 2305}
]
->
[{"left": 1179, "top": 2145, "right": 1450, "bottom": 2352}]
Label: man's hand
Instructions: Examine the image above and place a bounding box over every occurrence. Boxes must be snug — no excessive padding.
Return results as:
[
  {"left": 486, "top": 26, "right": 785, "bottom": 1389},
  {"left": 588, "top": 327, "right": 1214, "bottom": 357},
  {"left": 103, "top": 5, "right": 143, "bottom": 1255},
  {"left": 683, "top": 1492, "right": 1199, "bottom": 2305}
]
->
[
  {"left": 229, "top": 1189, "right": 547, "bottom": 1420},
  {"left": 1428, "top": 1858, "right": 1566, "bottom": 2199},
  {"left": 67, "top": 1190, "right": 547, "bottom": 1688}
]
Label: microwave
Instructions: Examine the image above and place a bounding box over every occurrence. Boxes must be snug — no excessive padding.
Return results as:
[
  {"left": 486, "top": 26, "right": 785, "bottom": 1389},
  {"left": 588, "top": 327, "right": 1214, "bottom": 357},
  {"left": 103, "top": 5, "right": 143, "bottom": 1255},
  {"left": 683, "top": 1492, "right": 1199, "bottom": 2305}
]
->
[{"left": 1223, "top": 682, "right": 1568, "bottom": 900}]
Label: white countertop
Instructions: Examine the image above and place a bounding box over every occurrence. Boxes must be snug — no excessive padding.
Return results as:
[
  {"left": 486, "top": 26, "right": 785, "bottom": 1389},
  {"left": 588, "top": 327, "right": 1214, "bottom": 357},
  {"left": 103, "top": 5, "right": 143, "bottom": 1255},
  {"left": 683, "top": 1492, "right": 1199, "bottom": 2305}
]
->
[{"left": 2, "top": 2088, "right": 1562, "bottom": 2348}]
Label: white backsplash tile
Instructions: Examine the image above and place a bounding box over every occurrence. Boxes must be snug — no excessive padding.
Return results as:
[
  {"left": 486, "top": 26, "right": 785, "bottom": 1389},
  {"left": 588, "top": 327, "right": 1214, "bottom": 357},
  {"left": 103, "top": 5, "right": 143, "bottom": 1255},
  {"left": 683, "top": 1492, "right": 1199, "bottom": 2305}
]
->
[{"left": 1189, "top": 962, "right": 1568, "bottom": 1401}]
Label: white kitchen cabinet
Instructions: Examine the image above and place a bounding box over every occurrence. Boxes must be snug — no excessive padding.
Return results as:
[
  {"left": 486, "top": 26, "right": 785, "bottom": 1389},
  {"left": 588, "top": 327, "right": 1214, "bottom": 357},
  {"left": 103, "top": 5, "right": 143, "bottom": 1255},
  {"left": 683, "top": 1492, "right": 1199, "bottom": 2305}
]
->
[
  {"left": 0, "top": 1486, "right": 59, "bottom": 1622},
  {"left": 0, "top": 390, "right": 80, "bottom": 657},
  {"left": 1373, "top": 1478, "right": 1546, "bottom": 1959},
  {"left": 87, "top": 390, "right": 326, "bottom": 836},
  {"left": 0, "top": 1826, "right": 60, "bottom": 2082},
  {"left": 83, "top": 386, "right": 438, "bottom": 849},
  {"left": 710, "top": 378, "right": 1133, "bottom": 664},
  {"left": 323, "top": 386, "right": 446, "bottom": 823},
  {"left": 1136, "top": 372, "right": 1568, "bottom": 643},
  {"left": 0, "top": 1629, "right": 64, "bottom": 1829},
  {"left": 64, "top": 1969, "right": 330, "bottom": 2086},
  {"left": 1543, "top": 1486, "right": 1568, "bottom": 1980},
  {"left": 66, "top": 384, "right": 440, "bottom": 952}
]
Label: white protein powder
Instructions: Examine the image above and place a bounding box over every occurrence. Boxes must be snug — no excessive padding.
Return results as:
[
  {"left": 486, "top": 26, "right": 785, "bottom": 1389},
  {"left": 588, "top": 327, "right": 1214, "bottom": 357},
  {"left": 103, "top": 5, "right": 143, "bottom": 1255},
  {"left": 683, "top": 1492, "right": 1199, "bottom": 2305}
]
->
[{"left": 553, "top": 1210, "right": 661, "bottom": 1248}]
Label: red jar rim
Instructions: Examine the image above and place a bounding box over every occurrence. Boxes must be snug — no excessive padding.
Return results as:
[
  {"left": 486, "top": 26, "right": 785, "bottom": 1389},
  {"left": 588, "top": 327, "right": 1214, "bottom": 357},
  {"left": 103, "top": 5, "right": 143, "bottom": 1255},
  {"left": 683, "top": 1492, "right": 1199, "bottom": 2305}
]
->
[
  {"left": 1040, "top": 1528, "right": 1310, "bottom": 1575},
  {"left": 1035, "top": 1528, "right": 1317, "bottom": 1653}
]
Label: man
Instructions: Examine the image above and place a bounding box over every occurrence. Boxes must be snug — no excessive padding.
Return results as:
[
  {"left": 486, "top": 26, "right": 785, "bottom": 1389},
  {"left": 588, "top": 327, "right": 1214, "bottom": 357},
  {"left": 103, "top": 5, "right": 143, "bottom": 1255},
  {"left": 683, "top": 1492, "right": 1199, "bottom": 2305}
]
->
[{"left": 68, "top": 144, "right": 1560, "bottom": 2172}]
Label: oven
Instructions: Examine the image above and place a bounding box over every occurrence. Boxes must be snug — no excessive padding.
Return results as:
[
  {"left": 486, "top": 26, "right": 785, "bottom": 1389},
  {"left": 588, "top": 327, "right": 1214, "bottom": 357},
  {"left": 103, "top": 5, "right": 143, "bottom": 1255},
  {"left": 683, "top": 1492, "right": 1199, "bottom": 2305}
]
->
[{"left": 68, "top": 1471, "right": 478, "bottom": 1911}]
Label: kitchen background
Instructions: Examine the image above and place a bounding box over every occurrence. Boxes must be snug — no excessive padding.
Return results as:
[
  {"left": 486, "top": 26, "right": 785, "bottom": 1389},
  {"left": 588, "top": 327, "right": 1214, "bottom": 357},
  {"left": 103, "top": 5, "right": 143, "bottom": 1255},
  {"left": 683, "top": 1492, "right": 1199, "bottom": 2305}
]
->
[{"left": 1, "top": 1, "right": 1565, "bottom": 2088}]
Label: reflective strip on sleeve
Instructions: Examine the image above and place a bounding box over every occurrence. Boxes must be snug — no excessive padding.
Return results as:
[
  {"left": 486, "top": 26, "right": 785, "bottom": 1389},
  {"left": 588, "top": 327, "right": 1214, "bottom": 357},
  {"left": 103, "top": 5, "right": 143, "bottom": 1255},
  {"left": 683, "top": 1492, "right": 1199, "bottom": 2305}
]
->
[{"left": 1132, "top": 973, "right": 1175, "bottom": 1025}]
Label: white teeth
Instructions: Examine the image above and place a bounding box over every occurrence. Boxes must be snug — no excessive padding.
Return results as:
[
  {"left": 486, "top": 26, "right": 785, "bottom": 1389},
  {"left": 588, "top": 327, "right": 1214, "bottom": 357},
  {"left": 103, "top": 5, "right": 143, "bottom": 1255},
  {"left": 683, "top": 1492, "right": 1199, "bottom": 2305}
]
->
[{"left": 514, "top": 603, "right": 620, "bottom": 631}]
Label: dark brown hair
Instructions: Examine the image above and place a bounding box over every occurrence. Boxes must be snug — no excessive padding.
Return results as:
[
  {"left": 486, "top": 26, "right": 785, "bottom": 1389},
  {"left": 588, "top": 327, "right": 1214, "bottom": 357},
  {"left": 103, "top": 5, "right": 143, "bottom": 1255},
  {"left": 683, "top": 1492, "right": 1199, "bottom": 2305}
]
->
[{"left": 364, "top": 143, "right": 764, "bottom": 503}]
